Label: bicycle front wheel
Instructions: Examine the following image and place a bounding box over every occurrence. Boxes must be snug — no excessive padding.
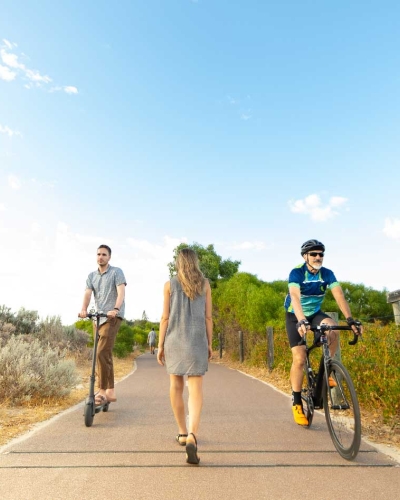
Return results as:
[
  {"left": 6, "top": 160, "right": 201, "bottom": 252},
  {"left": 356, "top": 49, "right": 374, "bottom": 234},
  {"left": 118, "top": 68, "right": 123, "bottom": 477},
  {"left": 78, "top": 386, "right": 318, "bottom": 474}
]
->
[{"left": 323, "top": 360, "right": 361, "bottom": 460}]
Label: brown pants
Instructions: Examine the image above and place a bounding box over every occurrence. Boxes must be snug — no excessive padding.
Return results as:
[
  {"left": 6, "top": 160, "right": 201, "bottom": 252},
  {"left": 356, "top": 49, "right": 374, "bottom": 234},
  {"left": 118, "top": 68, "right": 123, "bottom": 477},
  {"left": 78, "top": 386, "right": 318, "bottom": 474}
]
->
[{"left": 96, "top": 317, "right": 122, "bottom": 390}]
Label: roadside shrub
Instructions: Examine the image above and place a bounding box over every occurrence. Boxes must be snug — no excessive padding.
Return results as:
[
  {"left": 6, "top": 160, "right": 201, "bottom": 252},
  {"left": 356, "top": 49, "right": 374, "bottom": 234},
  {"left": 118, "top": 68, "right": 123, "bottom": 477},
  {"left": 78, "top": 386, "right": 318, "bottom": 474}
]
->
[
  {"left": 0, "top": 336, "right": 80, "bottom": 404},
  {"left": 0, "top": 322, "right": 16, "bottom": 343},
  {"left": 35, "top": 316, "right": 90, "bottom": 353},
  {"left": 114, "top": 323, "right": 134, "bottom": 358}
]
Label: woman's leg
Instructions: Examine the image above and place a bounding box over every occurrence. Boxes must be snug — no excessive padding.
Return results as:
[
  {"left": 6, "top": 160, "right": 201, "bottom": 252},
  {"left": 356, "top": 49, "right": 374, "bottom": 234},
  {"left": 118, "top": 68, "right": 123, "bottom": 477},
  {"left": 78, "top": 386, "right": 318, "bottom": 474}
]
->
[
  {"left": 170, "top": 375, "right": 187, "bottom": 437},
  {"left": 187, "top": 376, "right": 203, "bottom": 443}
]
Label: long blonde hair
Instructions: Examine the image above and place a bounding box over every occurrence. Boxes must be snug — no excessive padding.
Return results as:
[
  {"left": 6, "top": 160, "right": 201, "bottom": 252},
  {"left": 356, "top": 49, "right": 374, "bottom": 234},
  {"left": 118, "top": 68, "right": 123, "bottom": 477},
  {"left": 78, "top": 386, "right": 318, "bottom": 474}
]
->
[{"left": 176, "top": 248, "right": 205, "bottom": 300}]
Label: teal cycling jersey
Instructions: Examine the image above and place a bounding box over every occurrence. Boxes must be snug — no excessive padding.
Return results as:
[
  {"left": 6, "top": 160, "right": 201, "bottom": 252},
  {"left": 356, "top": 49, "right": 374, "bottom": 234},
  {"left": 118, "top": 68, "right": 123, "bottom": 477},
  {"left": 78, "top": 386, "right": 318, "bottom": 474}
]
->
[{"left": 284, "top": 263, "right": 339, "bottom": 316}]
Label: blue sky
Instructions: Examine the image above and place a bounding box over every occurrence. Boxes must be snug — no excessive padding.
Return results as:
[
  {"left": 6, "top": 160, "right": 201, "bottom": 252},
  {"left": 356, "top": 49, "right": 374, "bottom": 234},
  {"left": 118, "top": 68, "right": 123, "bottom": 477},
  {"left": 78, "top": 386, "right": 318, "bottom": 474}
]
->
[{"left": 1, "top": 1, "right": 399, "bottom": 325}]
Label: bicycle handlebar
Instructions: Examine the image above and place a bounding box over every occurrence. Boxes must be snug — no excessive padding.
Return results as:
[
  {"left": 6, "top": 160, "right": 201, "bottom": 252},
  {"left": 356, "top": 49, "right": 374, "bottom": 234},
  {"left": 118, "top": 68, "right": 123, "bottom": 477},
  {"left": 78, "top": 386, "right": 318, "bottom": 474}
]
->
[{"left": 298, "top": 324, "right": 361, "bottom": 347}]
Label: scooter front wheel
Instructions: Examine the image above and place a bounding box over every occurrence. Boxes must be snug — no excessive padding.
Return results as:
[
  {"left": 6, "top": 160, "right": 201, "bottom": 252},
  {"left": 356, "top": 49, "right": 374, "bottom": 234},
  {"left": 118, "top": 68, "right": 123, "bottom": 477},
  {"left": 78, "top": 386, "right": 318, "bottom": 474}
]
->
[{"left": 84, "top": 402, "right": 94, "bottom": 427}]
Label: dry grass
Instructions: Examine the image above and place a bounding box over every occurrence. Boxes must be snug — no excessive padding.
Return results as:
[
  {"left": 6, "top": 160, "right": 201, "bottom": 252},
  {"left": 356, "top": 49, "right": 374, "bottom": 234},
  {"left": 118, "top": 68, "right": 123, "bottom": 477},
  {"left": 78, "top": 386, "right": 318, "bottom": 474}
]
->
[
  {"left": 211, "top": 354, "right": 400, "bottom": 452},
  {"left": 0, "top": 350, "right": 141, "bottom": 447}
]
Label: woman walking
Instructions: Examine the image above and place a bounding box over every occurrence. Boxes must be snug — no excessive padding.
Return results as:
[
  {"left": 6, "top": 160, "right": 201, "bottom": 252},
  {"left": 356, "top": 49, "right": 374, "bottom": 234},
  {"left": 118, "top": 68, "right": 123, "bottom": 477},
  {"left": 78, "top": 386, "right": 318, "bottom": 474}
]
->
[{"left": 157, "top": 248, "right": 213, "bottom": 465}]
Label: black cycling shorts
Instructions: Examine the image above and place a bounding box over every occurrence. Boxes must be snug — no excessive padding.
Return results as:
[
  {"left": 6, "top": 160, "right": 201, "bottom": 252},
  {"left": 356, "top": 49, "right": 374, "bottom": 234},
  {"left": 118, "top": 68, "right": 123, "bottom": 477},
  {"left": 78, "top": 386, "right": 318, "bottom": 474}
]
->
[{"left": 285, "top": 311, "right": 331, "bottom": 348}]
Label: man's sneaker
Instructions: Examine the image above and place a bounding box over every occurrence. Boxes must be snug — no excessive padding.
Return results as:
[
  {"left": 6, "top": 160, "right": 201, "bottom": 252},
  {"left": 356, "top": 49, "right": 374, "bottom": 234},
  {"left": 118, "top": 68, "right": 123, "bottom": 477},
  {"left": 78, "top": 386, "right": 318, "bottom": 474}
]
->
[
  {"left": 292, "top": 404, "right": 309, "bottom": 426},
  {"left": 328, "top": 376, "right": 337, "bottom": 387}
]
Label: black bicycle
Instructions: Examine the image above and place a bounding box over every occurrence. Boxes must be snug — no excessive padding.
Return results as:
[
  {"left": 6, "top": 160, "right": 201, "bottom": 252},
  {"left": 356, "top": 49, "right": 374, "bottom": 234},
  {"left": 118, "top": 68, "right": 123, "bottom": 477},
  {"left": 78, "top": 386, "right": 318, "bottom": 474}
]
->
[
  {"left": 83, "top": 312, "right": 109, "bottom": 427},
  {"left": 300, "top": 324, "right": 361, "bottom": 461}
]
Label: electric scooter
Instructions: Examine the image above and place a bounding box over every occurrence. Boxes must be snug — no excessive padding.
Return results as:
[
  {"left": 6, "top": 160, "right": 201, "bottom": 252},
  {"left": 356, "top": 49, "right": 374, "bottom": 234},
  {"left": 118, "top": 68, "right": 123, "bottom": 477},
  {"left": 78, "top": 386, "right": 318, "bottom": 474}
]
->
[{"left": 83, "top": 311, "right": 109, "bottom": 427}]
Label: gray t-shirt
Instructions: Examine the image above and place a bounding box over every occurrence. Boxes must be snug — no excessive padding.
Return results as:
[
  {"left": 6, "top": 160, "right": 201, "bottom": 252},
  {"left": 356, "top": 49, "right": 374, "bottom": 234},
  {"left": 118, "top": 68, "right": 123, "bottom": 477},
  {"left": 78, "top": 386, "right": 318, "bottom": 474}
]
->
[{"left": 86, "top": 265, "right": 127, "bottom": 325}]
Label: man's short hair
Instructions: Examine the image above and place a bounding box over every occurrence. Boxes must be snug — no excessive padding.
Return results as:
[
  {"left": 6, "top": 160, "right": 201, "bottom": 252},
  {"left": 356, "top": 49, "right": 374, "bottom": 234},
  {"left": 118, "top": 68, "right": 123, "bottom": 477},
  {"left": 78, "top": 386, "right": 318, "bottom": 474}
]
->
[{"left": 98, "top": 244, "right": 112, "bottom": 256}]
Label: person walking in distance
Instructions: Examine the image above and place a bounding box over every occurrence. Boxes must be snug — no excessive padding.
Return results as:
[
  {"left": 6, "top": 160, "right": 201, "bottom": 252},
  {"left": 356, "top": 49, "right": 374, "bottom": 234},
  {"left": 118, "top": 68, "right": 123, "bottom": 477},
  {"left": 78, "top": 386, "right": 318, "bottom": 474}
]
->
[
  {"left": 157, "top": 248, "right": 213, "bottom": 465},
  {"left": 284, "top": 239, "right": 363, "bottom": 426},
  {"left": 147, "top": 328, "right": 157, "bottom": 354},
  {"left": 78, "top": 244, "right": 127, "bottom": 406}
]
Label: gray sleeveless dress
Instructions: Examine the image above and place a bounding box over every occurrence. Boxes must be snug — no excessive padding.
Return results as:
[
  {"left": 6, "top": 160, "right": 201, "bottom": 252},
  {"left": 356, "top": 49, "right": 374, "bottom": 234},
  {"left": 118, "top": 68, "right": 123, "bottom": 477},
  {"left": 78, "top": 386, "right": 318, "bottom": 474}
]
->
[{"left": 164, "top": 276, "right": 208, "bottom": 376}]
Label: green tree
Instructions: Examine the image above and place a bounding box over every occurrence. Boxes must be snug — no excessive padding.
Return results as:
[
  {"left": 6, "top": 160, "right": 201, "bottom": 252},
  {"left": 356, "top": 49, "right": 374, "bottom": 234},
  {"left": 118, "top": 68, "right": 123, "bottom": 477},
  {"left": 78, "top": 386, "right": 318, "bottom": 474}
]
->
[
  {"left": 168, "top": 242, "right": 240, "bottom": 287},
  {"left": 322, "top": 282, "right": 392, "bottom": 322}
]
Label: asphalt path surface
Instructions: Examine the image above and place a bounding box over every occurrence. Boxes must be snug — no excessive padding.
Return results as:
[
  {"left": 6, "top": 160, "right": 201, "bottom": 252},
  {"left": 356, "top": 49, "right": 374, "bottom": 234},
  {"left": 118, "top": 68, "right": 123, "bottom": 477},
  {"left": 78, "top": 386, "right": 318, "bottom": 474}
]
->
[{"left": 0, "top": 353, "right": 398, "bottom": 500}]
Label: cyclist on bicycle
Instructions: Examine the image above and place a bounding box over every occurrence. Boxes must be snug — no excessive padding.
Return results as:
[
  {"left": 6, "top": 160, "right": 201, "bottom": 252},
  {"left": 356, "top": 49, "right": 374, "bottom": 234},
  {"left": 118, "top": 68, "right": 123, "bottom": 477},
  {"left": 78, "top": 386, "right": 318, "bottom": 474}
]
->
[{"left": 284, "top": 239, "right": 363, "bottom": 426}]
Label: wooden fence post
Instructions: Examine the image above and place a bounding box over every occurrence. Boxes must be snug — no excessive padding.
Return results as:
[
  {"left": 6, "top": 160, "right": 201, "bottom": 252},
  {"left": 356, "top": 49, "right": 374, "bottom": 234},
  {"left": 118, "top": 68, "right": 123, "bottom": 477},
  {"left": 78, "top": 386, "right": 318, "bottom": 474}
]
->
[
  {"left": 387, "top": 290, "right": 400, "bottom": 325},
  {"left": 218, "top": 333, "right": 223, "bottom": 359},
  {"left": 266, "top": 326, "right": 274, "bottom": 371},
  {"left": 239, "top": 331, "right": 244, "bottom": 363}
]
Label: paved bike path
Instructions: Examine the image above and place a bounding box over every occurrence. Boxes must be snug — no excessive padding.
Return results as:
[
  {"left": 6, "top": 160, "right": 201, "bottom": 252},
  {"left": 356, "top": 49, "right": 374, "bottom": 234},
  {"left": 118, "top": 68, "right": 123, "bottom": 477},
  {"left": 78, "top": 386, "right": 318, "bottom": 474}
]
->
[{"left": 0, "top": 353, "right": 398, "bottom": 500}]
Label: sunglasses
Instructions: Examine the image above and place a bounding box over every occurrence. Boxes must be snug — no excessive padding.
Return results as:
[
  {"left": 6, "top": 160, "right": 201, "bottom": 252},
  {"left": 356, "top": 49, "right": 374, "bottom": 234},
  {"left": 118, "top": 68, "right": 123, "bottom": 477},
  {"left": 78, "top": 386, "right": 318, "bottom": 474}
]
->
[{"left": 308, "top": 252, "right": 324, "bottom": 257}]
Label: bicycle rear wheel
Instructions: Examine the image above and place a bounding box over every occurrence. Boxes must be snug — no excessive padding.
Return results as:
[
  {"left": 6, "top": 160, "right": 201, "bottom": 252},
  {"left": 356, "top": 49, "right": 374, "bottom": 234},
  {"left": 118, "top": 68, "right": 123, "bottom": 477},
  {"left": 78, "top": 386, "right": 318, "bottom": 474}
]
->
[{"left": 323, "top": 360, "right": 361, "bottom": 460}]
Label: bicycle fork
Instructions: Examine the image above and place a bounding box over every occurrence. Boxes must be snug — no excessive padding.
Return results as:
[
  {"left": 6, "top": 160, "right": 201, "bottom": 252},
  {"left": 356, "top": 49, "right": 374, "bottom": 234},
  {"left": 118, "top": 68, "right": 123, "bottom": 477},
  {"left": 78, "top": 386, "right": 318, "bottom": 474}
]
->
[{"left": 321, "top": 343, "right": 350, "bottom": 411}]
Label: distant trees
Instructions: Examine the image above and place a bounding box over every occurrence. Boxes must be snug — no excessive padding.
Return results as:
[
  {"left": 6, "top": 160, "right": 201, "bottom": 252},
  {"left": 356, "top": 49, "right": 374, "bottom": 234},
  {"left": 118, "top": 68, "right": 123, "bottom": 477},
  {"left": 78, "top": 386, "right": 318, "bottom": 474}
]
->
[
  {"left": 168, "top": 242, "right": 240, "bottom": 287},
  {"left": 0, "top": 305, "right": 39, "bottom": 334},
  {"left": 321, "top": 282, "right": 392, "bottom": 322}
]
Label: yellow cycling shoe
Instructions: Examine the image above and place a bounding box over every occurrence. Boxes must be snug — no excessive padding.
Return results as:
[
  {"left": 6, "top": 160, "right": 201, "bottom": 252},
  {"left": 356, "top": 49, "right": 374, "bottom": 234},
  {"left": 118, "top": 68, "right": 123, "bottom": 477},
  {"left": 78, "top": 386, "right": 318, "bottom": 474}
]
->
[
  {"left": 329, "top": 376, "right": 337, "bottom": 387},
  {"left": 292, "top": 404, "right": 309, "bottom": 426}
]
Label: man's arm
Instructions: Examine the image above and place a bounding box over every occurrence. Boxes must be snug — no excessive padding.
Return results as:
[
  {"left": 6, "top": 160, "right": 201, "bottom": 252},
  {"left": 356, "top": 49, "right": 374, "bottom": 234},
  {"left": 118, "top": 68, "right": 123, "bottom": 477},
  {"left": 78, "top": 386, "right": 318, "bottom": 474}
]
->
[
  {"left": 289, "top": 285, "right": 307, "bottom": 321},
  {"left": 330, "top": 285, "right": 352, "bottom": 318},
  {"left": 78, "top": 289, "right": 92, "bottom": 318},
  {"left": 330, "top": 285, "right": 363, "bottom": 334},
  {"left": 107, "top": 283, "right": 125, "bottom": 318},
  {"left": 115, "top": 283, "right": 125, "bottom": 311},
  {"left": 289, "top": 285, "right": 309, "bottom": 336}
]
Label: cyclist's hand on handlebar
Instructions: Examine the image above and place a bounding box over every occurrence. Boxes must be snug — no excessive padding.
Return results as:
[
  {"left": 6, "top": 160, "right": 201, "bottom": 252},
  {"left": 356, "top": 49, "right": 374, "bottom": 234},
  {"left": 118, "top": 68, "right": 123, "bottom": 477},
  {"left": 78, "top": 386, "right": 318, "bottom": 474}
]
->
[
  {"left": 78, "top": 310, "right": 88, "bottom": 318},
  {"left": 346, "top": 317, "right": 363, "bottom": 335},
  {"left": 296, "top": 319, "right": 310, "bottom": 337}
]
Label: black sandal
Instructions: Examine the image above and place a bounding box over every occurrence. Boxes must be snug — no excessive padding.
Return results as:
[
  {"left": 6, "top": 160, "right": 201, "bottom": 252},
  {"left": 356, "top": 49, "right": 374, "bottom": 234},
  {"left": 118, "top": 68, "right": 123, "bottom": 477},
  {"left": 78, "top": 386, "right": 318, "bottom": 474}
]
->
[
  {"left": 186, "top": 432, "right": 200, "bottom": 465},
  {"left": 176, "top": 433, "right": 188, "bottom": 446}
]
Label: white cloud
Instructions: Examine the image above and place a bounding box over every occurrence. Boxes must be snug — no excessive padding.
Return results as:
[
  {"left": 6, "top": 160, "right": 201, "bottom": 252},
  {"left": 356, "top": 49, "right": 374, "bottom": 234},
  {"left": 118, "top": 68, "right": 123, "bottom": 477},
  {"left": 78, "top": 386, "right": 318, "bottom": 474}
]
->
[
  {"left": 0, "top": 49, "right": 25, "bottom": 69},
  {"left": 0, "top": 124, "right": 22, "bottom": 137},
  {"left": 240, "top": 112, "right": 252, "bottom": 121},
  {"left": 25, "top": 68, "right": 52, "bottom": 84},
  {"left": 0, "top": 64, "right": 16, "bottom": 81},
  {"left": 383, "top": 218, "right": 400, "bottom": 240},
  {"left": 2, "top": 39, "right": 14, "bottom": 50},
  {"left": 0, "top": 203, "right": 5, "bottom": 212},
  {"left": 0, "top": 40, "right": 77, "bottom": 93},
  {"left": 288, "top": 193, "right": 348, "bottom": 222},
  {"left": 64, "top": 85, "right": 78, "bottom": 94},
  {"left": 8, "top": 175, "right": 21, "bottom": 190}
]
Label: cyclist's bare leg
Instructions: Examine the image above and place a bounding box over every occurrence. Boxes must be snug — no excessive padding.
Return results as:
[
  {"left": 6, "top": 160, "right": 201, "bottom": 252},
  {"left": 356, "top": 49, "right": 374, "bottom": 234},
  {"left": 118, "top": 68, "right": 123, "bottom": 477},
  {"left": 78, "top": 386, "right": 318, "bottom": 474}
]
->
[
  {"left": 320, "top": 318, "right": 339, "bottom": 356},
  {"left": 290, "top": 345, "right": 306, "bottom": 392}
]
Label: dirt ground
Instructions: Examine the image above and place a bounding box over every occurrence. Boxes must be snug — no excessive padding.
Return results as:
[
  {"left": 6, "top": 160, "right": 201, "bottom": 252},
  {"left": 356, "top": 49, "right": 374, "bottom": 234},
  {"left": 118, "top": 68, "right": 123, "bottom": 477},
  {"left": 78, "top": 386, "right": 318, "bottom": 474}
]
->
[{"left": 1, "top": 350, "right": 399, "bottom": 454}]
